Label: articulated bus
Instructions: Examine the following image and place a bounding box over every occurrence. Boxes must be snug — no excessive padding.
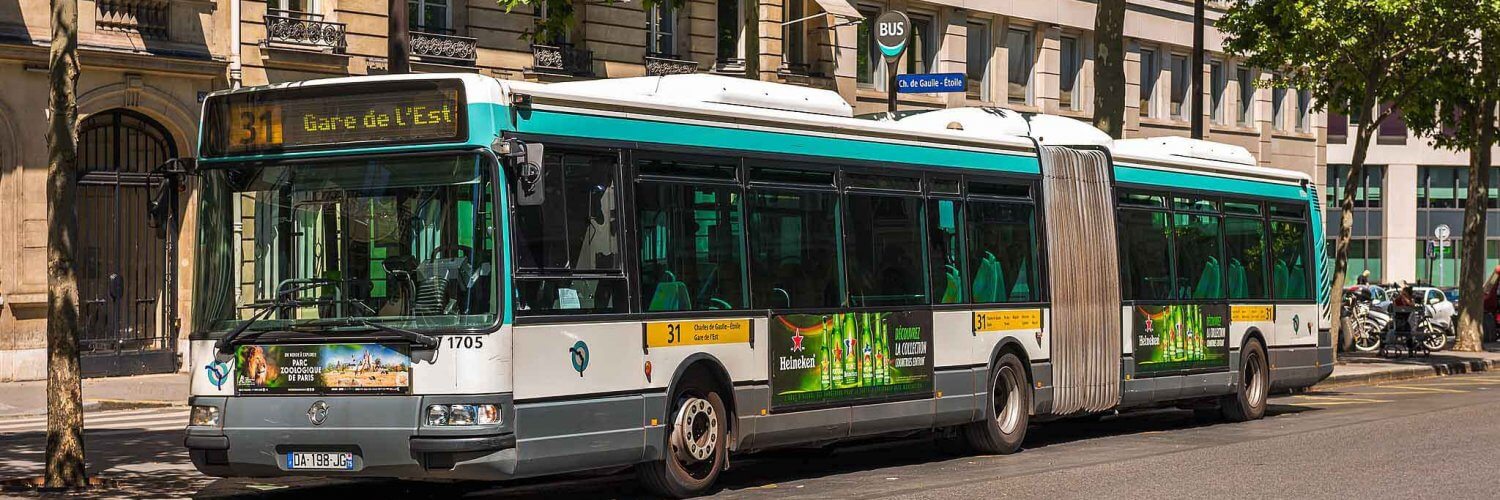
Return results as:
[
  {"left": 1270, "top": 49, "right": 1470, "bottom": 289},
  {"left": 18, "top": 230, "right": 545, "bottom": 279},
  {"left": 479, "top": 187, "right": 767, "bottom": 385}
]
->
[{"left": 184, "top": 73, "right": 1331, "bottom": 496}]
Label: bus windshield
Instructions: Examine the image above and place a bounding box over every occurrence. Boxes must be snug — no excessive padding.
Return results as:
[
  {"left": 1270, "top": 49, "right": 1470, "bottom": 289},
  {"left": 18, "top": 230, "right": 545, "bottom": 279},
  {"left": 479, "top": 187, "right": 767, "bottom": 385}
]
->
[{"left": 193, "top": 153, "right": 498, "bottom": 333}]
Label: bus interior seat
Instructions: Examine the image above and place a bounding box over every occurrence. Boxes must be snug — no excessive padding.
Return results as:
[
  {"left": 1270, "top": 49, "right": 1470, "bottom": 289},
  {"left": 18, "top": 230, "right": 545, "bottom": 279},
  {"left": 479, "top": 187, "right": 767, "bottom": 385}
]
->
[
  {"left": 1193, "top": 256, "right": 1221, "bottom": 299},
  {"left": 1008, "top": 257, "right": 1030, "bottom": 302},
  {"left": 1274, "top": 260, "right": 1290, "bottom": 298},
  {"left": 939, "top": 264, "right": 962, "bottom": 304},
  {"left": 413, "top": 250, "right": 473, "bottom": 315},
  {"left": 648, "top": 271, "right": 692, "bottom": 312},
  {"left": 1227, "top": 259, "right": 1248, "bottom": 299},
  {"left": 973, "top": 252, "right": 1003, "bottom": 303}
]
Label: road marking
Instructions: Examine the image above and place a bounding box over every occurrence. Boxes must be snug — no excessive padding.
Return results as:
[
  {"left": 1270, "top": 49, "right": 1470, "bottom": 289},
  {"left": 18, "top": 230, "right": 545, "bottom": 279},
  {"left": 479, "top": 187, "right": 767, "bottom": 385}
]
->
[
  {"left": 1377, "top": 384, "right": 1467, "bottom": 393},
  {"left": 1288, "top": 395, "right": 1392, "bottom": 403},
  {"left": 0, "top": 408, "right": 188, "bottom": 437}
]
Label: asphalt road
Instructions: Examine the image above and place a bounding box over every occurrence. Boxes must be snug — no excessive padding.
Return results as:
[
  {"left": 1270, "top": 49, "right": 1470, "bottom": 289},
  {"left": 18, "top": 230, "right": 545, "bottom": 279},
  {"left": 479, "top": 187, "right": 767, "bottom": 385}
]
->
[{"left": 6, "top": 373, "right": 1500, "bottom": 499}]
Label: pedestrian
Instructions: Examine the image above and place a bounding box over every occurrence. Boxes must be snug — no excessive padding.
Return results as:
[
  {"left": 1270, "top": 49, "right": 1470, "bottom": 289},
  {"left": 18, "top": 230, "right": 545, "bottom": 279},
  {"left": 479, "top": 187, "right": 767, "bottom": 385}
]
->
[
  {"left": 1482, "top": 266, "right": 1500, "bottom": 341},
  {"left": 1357, "top": 270, "right": 1371, "bottom": 285}
]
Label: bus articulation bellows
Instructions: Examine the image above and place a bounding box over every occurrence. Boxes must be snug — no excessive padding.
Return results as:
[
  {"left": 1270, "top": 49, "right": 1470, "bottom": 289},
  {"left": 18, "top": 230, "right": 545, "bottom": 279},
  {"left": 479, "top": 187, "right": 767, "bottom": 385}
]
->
[{"left": 184, "top": 73, "right": 1330, "bottom": 497}]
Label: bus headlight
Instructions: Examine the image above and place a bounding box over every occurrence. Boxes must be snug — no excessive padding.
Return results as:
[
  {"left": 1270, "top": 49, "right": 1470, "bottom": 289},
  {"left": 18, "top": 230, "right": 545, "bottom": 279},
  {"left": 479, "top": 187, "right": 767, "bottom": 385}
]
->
[
  {"left": 425, "top": 404, "right": 501, "bottom": 426},
  {"left": 190, "top": 405, "right": 221, "bottom": 427}
]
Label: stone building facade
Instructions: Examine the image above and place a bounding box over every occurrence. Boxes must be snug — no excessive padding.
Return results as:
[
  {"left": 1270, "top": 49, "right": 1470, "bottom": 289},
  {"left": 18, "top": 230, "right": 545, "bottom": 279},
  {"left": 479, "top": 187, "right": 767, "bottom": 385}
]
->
[{"left": 0, "top": 0, "right": 1324, "bottom": 381}]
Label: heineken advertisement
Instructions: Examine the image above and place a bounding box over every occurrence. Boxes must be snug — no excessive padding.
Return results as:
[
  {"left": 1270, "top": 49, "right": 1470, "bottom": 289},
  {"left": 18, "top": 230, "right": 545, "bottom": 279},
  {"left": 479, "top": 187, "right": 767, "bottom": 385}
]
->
[
  {"left": 1132, "top": 305, "right": 1230, "bottom": 374},
  {"left": 770, "top": 311, "right": 934, "bottom": 410}
]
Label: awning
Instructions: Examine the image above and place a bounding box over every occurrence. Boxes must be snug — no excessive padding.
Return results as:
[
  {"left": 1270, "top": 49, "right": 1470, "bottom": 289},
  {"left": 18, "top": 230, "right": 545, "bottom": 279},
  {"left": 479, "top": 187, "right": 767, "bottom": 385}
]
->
[{"left": 812, "top": 0, "right": 864, "bottom": 20}]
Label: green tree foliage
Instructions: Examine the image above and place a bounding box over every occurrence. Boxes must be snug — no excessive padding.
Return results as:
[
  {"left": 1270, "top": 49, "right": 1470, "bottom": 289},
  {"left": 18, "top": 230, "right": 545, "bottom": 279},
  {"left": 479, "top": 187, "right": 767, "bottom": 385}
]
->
[
  {"left": 1220, "top": 0, "right": 1457, "bottom": 350},
  {"left": 499, "top": 0, "right": 683, "bottom": 43},
  {"left": 1400, "top": 1, "right": 1500, "bottom": 351}
]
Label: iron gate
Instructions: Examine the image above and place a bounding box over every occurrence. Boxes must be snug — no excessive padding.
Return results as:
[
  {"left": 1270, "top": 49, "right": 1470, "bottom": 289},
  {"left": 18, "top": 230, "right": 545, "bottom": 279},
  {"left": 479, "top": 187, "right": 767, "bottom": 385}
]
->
[{"left": 76, "top": 109, "right": 179, "bottom": 377}]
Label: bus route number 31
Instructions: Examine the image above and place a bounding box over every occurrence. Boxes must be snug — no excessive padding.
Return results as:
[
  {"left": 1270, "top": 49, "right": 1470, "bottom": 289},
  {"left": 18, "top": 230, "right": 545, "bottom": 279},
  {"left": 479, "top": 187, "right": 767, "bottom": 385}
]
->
[{"left": 645, "top": 320, "right": 752, "bottom": 348}]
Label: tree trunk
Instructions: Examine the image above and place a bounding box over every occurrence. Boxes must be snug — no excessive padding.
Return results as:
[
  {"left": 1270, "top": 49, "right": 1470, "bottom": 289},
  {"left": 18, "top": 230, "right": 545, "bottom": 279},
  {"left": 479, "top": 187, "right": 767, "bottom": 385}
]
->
[
  {"left": 44, "top": 0, "right": 86, "bottom": 488},
  {"left": 1329, "top": 125, "right": 1373, "bottom": 356},
  {"left": 1092, "top": 0, "right": 1127, "bottom": 138},
  {"left": 1456, "top": 106, "right": 1495, "bottom": 352},
  {"left": 388, "top": 0, "right": 410, "bottom": 74}
]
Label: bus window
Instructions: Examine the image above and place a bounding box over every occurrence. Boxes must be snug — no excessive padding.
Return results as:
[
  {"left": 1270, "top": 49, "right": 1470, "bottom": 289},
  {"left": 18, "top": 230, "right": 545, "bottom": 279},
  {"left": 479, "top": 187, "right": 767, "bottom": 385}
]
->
[
  {"left": 748, "top": 189, "right": 842, "bottom": 309},
  {"left": 845, "top": 193, "right": 927, "bottom": 306},
  {"left": 636, "top": 182, "right": 747, "bottom": 311},
  {"left": 1224, "top": 217, "right": 1268, "bottom": 299},
  {"left": 929, "top": 199, "right": 964, "bottom": 304},
  {"left": 1272, "top": 220, "right": 1311, "bottom": 300},
  {"left": 966, "top": 201, "right": 1039, "bottom": 303},
  {"left": 512, "top": 149, "right": 627, "bottom": 314},
  {"left": 1119, "top": 209, "right": 1173, "bottom": 300},
  {"left": 1173, "top": 213, "right": 1224, "bottom": 299}
]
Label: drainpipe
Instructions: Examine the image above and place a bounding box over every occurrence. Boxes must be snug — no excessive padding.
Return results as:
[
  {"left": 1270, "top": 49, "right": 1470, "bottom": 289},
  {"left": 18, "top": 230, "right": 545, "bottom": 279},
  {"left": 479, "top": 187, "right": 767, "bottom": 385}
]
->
[{"left": 230, "top": 0, "right": 242, "bottom": 88}]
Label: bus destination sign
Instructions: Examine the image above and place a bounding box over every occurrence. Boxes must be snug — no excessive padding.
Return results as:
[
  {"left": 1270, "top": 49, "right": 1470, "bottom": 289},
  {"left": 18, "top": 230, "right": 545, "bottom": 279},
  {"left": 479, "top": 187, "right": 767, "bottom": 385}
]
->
[{"left": 202, "top": 79, "right": 467, "bottom": 157}]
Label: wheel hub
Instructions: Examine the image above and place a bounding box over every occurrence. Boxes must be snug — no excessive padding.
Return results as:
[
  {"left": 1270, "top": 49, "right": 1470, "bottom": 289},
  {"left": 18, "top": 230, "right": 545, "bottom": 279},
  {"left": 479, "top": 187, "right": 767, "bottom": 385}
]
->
[{"left": 671, "top": 397, "right": 718, "bottom": 464}]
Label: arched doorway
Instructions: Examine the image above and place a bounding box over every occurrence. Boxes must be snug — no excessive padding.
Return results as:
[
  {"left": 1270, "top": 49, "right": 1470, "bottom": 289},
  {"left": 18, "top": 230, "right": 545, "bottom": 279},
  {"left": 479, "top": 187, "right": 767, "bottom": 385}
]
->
[{"left": 77, "top": 109, "right": 179, "bottom": 377}]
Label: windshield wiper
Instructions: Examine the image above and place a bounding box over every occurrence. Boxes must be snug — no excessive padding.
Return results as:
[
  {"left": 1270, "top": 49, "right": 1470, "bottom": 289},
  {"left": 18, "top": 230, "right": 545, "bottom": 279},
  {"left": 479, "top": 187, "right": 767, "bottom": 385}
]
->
[
  {"left": 214, "top": 281, "right": 337, "bottom": 355},
  {"left": 351, "top": 321, "right": 440, "bottom": 350}
]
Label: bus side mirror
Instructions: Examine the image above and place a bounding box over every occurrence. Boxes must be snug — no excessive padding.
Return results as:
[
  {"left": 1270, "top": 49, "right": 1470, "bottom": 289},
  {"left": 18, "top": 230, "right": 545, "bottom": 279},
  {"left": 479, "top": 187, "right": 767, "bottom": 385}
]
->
[{"left": 515, "top": 142, "right": 546, "bottom": 206}]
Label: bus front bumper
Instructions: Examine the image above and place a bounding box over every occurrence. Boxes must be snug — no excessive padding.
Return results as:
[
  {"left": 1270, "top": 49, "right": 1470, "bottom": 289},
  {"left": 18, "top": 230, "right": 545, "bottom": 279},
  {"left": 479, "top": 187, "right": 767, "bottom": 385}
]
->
[{"left": 185, "top": 394, "right": 518, "bottom": 480}]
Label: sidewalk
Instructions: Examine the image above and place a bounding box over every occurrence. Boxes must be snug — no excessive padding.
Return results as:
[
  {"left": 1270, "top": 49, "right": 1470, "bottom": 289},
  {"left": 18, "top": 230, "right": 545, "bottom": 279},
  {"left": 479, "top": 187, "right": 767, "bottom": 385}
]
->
[
  {"left": 0, "top": 345, "right": 1497, "bottom": 417},
  {"left": 0, "top": 372, "right": 189, "bottom": 418},
  {"left": 1312, "top": 342, "right": 1500, "bottom": 389}
]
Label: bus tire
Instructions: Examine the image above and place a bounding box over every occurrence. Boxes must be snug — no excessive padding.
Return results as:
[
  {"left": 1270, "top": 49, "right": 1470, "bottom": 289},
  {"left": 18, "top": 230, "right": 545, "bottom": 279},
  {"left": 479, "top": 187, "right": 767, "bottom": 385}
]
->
[
  {"left": 1222, "top": 338, "right": 1268, "bottom": 422},
  {"left": 963, "top": 353, "right": 1030, "bottom": 454},
  {"left": 636, "top": 378, "right": 727, "bottom": 498}
]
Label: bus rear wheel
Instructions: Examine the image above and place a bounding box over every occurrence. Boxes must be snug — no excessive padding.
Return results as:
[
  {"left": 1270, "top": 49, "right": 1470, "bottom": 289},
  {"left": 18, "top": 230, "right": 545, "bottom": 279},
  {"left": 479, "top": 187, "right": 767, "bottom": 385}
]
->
[
  {"left": 636, "top": 379, "right": 727, "bottom": 498},
  {"left": 964, "top": 353, "right": 1030, "bottom": 454},
  {"left": 1222, "top": 338, "right": 1268, "bottom": 422}
]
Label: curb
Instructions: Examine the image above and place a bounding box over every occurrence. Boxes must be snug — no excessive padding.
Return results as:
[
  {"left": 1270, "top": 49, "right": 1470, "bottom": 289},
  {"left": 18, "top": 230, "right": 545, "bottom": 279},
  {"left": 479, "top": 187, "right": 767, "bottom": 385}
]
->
[{"left": 1313, "top": 358, "right": 1498, "bottom": 389}]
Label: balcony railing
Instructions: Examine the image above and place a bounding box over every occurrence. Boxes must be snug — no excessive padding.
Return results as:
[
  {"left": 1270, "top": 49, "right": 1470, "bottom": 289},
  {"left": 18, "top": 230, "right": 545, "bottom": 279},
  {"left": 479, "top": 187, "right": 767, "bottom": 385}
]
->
[
  {"left": 645, "top": 54, "right": 699, "bottom": 76},
  {"left": 264, "top": 12, "right": 347, "bottom": 52},
  {"left": 411, "top": 31, "right": 478, "bottom": 66},
  {"left": 531, "top": 43, "right": 594, "bottom": 77},
  {"left": 96, "top": 0, "right": 170, "bottom": 39}
]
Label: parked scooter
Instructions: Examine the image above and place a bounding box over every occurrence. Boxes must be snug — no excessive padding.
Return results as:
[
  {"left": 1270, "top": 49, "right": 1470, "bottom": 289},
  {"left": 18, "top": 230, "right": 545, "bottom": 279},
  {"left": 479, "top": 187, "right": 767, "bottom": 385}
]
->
[{"left": 1344, "top": 285, "right": 1391, "bottom": 352}]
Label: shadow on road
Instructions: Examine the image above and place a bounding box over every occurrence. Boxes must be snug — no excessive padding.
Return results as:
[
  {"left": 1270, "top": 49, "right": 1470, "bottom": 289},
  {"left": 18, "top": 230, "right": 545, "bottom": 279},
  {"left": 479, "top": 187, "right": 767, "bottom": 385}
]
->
[
  {"left": 0, "top": 428, "right": 211, "bottom": 499},
  {"left": 186, "top": 403, "right": 1324, "bottom": 499}
]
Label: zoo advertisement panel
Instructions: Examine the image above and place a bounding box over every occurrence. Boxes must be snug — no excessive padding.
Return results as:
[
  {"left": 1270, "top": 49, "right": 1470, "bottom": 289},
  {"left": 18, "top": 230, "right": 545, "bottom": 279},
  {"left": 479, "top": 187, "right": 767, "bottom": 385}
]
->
[
  {"left": 1133, "top": 304, "right": 1230, "bottom": 374},
  {"left": 235, "top": 344, "right": 411, "bottom": 395},
  {"left": 770, "top": 311, "right": 933, "bottom": 411}
]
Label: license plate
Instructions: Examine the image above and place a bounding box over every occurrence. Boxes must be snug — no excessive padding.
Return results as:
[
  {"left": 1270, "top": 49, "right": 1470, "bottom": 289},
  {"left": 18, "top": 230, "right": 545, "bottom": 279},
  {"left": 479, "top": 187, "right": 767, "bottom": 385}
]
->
[{"left": 286, "top": 451, "right": 355, "bottom": 470}]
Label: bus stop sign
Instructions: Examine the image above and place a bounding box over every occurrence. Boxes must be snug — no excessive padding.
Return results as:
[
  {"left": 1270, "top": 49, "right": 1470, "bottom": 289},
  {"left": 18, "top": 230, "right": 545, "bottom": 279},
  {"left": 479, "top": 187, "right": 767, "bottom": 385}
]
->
[{"left": 875, "top": 11, "right": 910, "bottom": 63}]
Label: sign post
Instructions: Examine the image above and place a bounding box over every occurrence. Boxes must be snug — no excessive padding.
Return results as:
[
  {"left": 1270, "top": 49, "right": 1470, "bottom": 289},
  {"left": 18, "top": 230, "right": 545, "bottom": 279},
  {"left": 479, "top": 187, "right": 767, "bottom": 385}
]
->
[
  {"left": 1435, "top": 224, "right": 1451, "bottom": 285},
  {"left": 875, "top": 11, "right": 910, "bottom": 114}
]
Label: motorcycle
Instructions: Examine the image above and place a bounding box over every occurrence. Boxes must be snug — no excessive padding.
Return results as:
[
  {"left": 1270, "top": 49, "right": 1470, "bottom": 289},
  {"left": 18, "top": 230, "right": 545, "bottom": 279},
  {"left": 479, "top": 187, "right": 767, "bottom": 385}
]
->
[{"left": 1344, "top": 286, "right": 1390, "bottom": 352}]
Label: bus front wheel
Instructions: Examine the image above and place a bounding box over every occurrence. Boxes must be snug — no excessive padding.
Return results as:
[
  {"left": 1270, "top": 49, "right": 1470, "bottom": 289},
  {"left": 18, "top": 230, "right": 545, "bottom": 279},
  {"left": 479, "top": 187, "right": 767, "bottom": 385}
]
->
[
  {"left": 964, "top": 353, "right": 1030, "bottom": 454},
  {"left": 637, "top": 378, "right": 727, "bottom": 498}
]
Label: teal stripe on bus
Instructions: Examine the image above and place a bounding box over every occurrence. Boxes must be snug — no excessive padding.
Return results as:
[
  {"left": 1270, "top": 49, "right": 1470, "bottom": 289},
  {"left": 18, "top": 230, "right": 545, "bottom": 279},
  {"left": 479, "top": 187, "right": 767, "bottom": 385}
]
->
[
  {"left": 514, "top": 108, "right": 1041, "bottom": 174},
  {"left": 197, "top": 102, "right": 501, "bottom": 164},
  {"left": 1114, "top": 164, "right": 1307, "bottom": 201}
]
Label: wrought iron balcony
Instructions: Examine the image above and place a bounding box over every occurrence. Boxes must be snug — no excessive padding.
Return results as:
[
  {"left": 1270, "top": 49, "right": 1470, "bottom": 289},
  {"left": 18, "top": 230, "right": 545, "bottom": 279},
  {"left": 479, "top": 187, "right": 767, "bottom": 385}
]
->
[
  {"left": 531, "top": 43, "right": 594, "bottom": 77},
  {"left": 264, "top": 12, "right": 347, "bottom": 52},
  {"left": 645, "top": 54, "right": 699, "bottom": 76},
  {"left": 96, "top": 0, "right": 170, "bottom": 39},
  {"left": 410, "top": 31, "right": 478, "bottom": 66}
]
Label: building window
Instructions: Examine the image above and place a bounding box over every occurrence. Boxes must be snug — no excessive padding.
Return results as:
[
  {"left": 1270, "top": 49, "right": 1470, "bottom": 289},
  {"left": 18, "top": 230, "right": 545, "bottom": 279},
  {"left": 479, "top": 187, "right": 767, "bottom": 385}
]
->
[
  {"left": 1139, "top": 48, "right": 1157, "bottom": 118},
  {"left": 1418, "top": 166, "right": 1500, "bottom": 209},
  {"left": 1237, "top": 67, "right": 1254, "bottom": 126},
  {"left": 1060, "top": 35, "right": 1082, "bottom": 111},
  {"left": 1328, "top": 112, "right": 1348, "bottom": 143},
  {"left": 907, "top": 14, "right": 937, "bottom": 74},
  {"left": 1296, "top": 89, "right": 1312, "bottom": 132},
  {"left": 408, "top": 0, "right": 449, "bottom": 31},
  {"left": 1416, "top": 238, "right": 1459, "bottom": 288},
  {"left": 1337, "top": 239, "right": 1383, "bottom": 286},
  {"left": 270, "top": 0, "right": 316, "bottom": 16},
  {"left": 648, "top": 3, "right": 678, "bottom": 56},
  {"left": 1327, "top": 164, "right": 1384, "bottom": 209},
  {"left": 1170, "top": 53, "right": 1190, "bottom": 121},
  {"left": 1210, "top": 61, "right": 1226, "bottom": 124},
  {"left": 1378, "top": 104, "right": 1408, "bottom": 144},
  {"left": 856, "top": 5, "right": 880, "bottom": 86},
  {"left": 717, "top": 0, "right": 745, "bottom": 69},
  {"left": 1006, "top": 28, "right": 1033, "bottom": 105},
  {"left": 966, "top": 21, "right": 991, "bottom": 100},
  {"left": 1272, "top": 86, "right": 1286, "bottom": 131},
  {"left": 781, "top": 0, "right": 805, "bottom": 70},
  {"left": 533, "top": 2, "right": 568, "bottom": 43}
]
